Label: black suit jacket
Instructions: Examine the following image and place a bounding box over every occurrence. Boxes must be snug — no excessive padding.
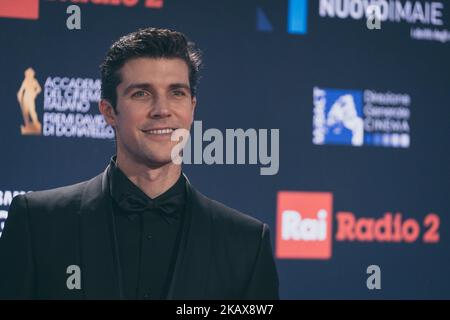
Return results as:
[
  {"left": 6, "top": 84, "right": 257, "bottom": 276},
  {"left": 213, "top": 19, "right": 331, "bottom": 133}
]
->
[{"left": 0, "top": 166, "right": 279, "bottom": 299}]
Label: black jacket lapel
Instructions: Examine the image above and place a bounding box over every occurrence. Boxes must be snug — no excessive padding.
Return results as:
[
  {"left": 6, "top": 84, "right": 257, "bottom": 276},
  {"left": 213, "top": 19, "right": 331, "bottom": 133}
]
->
[
  {"left": 166, "top": 177, "right": 213, "bottom": 299},
  {"left": 79, "top": 165, "right": 121, "bottom": 299}
]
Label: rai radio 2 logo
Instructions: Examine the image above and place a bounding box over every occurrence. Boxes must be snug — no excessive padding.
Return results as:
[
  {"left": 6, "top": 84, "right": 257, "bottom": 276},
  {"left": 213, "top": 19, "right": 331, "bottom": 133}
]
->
[{"left": 276, "top": 191, "right": 440, "bottom": 260}]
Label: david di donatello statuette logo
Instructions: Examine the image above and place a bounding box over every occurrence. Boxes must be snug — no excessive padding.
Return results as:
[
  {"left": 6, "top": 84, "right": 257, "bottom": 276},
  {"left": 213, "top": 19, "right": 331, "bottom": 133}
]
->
[{"left": 17, "top": 67, "right": 42, "bottom": 135}]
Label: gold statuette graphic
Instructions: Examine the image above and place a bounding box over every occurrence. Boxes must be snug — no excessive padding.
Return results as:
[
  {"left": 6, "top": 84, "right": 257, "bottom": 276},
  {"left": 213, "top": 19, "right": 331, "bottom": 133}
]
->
[{"left": 17, "top": 67, "right": 42, "bottom": 135}]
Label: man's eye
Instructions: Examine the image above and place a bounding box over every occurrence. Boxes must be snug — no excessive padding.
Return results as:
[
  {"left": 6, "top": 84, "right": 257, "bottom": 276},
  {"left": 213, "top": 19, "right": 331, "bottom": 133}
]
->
[
  {"left": 132, "top": 91, "right": 149, "bottom": 98},
  {"left": 173, "top": 90, "right": 187, "bottom": 97}
]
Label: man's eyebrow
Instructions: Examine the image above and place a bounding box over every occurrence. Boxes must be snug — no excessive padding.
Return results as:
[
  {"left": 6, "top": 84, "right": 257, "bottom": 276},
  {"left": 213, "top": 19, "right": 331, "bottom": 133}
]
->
[
  {"left": 123, "top": 83, "right": 153, "bottom": 95},
  {"left": 123, "top": 82, "right": 191, "bottom": 94},
  {"left": 168, "top": 83, "right": 191, "bottom": 91}
]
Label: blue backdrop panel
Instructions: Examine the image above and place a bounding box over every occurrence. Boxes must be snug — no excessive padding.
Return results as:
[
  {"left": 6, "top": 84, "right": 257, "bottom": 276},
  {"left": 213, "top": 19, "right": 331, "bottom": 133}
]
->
[{"left": 1, "top": 0, "right": 449, "bottom": 299}]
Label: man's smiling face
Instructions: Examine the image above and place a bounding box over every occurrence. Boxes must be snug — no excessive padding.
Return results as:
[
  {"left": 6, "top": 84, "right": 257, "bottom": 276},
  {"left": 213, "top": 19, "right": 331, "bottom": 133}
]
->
[{"left": 104, "top": 57, "right": 196, "bottom": 168}]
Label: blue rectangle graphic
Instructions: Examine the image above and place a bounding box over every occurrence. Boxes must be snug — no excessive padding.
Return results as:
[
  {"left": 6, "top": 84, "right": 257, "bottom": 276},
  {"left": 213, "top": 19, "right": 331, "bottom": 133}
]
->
[{"left": 288, "top": 0, "right": 308, "bottom": 35}]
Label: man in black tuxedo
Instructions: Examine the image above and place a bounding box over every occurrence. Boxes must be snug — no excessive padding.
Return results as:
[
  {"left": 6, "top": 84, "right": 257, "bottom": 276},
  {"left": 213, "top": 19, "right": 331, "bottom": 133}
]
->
[{"left": 0, "top": 28, "right": 279, "bottom": 299}]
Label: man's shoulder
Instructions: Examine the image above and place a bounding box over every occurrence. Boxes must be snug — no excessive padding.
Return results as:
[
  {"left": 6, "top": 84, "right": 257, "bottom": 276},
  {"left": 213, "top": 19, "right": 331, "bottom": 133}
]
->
[
  {"left": 191, "top": 189, "right": 273, "bottom": 278},
  {"left": 15, "top": 173, "right": 102, "bottom": 212},
  {"left": 192, "top": 188, "right": 267, "bottom": 236}
]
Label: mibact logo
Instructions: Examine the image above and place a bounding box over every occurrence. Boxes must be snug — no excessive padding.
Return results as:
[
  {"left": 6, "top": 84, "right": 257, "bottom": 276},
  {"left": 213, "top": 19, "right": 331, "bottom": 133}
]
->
[
  {"left": 313, "top": 87, "right": 412, "bottom": 148},
  {"left": 313, "top": 87, "right": 364, "bottom": 147},
  {"left": 276, "top": 191, "right": 333, "bottom": 259}
]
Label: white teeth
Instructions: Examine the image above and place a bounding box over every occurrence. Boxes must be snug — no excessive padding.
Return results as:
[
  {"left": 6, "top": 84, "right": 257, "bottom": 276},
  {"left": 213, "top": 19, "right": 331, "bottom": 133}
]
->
[{"left": 145, "top": 128, "right": 174, "bottom": 135}]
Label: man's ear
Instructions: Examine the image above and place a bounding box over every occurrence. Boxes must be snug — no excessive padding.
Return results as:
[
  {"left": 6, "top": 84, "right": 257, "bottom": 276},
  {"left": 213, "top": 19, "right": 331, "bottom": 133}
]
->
[
  {"left": 99, "top": 99, "right": 116, "bottom": 127},
  {"left": 191, "top": 96, "right": 197, "bottom": 117}
]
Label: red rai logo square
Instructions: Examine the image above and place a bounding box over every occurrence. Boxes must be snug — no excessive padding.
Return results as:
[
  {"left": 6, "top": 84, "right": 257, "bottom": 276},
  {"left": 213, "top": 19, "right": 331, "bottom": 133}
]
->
[{"left": 276, "top": 191, "right": 333, "bottom": 259}]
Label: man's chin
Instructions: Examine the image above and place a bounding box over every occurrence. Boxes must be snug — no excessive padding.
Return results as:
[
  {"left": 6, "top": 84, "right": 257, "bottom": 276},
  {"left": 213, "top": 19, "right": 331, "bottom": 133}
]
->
[{"left": 142, "top": 155, "right": 179, "bottom": 169}]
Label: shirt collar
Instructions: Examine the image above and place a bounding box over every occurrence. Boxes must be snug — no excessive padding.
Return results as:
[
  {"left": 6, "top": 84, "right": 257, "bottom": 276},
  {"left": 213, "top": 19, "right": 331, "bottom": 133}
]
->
[{"left": 109, "top": 155, "right": 186, "bottom": 208}]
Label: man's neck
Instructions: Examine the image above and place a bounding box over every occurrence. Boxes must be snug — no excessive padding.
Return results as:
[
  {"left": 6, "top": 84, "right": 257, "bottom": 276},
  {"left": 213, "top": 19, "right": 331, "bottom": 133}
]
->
[{"left": 115, "top": 153, "right": 182, "bottom": 199}]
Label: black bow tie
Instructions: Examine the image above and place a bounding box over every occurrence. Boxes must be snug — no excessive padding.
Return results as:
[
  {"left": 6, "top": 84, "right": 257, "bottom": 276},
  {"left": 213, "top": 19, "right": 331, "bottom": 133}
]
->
[{"left": 116, "top": 192, "right": 184, "bottom": 224}]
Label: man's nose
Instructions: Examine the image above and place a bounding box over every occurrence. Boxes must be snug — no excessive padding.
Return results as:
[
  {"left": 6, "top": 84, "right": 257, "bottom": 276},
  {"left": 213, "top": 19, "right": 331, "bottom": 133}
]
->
[{"left": 149, "top": 96, "right": 171, "bottom": 119}]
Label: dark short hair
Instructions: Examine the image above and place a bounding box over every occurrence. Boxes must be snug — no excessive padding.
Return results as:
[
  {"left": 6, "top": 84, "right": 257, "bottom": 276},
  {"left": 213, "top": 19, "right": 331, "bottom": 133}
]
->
[{"left": 100, "top": 27, "right": 202, "bottom": 112}]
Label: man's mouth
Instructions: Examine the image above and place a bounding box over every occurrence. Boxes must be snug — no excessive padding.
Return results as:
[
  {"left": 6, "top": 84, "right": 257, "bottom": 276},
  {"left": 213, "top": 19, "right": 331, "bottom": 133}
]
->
[{"left": 142, "top": 128, "right": 176, "bottom": 135}]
